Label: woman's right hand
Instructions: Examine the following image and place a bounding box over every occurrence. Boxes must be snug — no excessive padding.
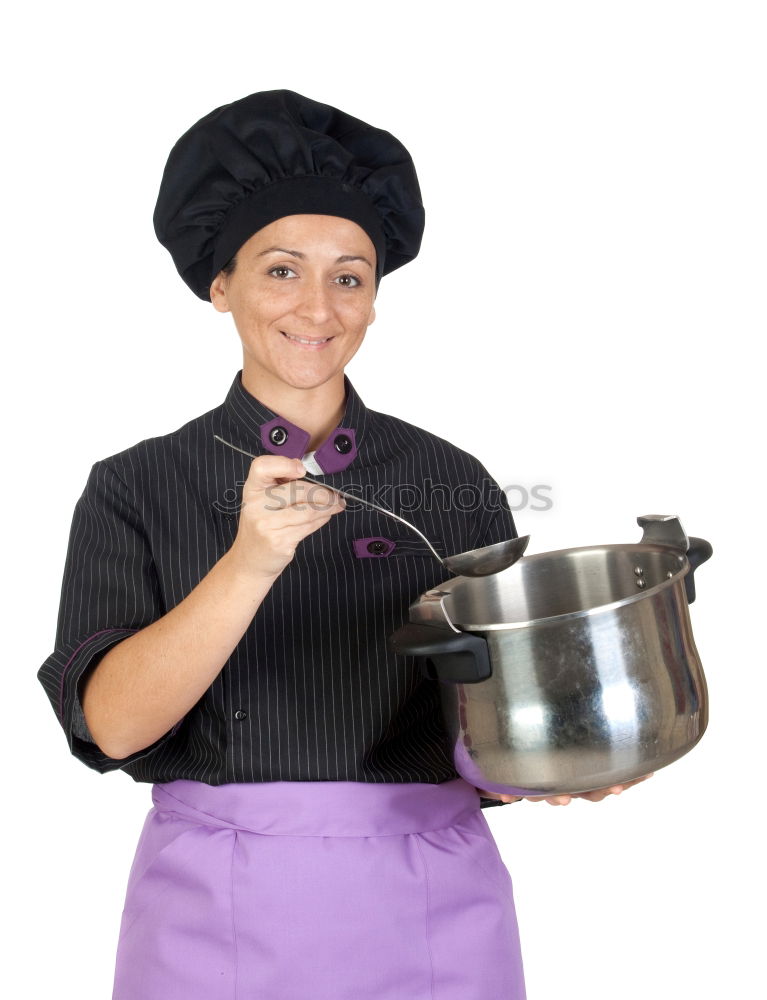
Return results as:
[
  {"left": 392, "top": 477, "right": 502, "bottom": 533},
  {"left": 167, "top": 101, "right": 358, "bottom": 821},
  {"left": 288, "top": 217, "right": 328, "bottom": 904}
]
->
[{"left": 228, "top": 455, "right": 346, "bottom": 580}]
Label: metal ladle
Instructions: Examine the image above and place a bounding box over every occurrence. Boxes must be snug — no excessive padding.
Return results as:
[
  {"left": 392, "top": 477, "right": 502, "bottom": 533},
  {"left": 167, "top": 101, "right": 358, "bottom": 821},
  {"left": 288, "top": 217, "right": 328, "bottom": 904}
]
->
[{"left": 214, "top": 434, "right": 529, "bottom": 577}]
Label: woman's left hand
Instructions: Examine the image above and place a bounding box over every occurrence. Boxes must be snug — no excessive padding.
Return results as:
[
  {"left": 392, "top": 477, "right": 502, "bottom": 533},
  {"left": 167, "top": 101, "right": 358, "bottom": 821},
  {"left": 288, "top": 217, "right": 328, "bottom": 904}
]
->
[{"left": 477, "top": 773, "right": 654, "bottom": 806}]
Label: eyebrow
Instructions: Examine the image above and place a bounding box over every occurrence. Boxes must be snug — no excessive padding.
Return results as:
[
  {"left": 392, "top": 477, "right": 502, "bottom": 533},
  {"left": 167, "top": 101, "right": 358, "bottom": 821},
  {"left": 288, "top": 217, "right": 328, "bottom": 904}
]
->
[{"left": 257, "top": 247, "right": 373, "bottom": 269}]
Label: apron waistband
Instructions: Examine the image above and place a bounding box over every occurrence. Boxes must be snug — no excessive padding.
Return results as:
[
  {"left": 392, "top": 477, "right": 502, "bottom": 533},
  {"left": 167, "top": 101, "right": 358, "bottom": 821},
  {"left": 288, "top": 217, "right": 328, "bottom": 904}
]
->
[{"left": 151, "top": 778, "right": 481, "bottom": 837}]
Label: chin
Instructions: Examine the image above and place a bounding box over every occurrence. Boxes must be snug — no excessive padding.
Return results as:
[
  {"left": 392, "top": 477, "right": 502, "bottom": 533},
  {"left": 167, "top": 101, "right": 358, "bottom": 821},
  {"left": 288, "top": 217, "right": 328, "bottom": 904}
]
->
[{"left": 277, "top": 364, "right": 344, "bottom": 391}]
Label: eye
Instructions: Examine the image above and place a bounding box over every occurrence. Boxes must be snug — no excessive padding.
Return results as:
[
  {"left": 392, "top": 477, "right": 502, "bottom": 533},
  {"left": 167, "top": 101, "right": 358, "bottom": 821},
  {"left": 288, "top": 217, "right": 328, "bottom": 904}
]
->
[
  {"left": 268, "top": 265, "right": 298, "bottom": 280},
  {"left": 335, "top": 273, "right": 361, "bottom": 288}
]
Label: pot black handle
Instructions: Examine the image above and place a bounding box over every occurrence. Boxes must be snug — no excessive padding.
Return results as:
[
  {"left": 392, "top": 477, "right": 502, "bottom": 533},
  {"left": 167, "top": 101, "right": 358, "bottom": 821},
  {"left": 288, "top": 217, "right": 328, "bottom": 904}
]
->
[
  {"left": 388, "top": 622, "right": 492, "bottom": 684},
  {"left": 685, "top": 536, "right": 713, "bottom": 604}
]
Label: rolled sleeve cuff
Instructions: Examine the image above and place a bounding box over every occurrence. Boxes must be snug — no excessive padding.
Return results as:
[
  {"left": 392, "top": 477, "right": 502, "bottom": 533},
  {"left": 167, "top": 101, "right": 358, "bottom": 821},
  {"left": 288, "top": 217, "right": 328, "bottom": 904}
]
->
[{"left": 57, "top": 628, "right": 181, "bottom": 773}]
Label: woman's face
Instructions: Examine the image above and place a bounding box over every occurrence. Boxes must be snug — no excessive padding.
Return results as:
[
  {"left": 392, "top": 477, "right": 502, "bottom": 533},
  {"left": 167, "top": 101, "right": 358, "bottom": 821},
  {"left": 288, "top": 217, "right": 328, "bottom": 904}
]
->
[{"left": 210, "top": 214, "right": 377, "bottom": 393}]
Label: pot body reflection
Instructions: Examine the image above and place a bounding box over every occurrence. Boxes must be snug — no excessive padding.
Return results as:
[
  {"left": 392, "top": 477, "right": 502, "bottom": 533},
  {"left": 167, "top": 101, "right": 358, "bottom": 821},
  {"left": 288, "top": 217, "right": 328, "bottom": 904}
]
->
[
  {"left": 444, "top": 578, "right": 706, "bottom": 796},
  {"left": 392, "top": 530, "right": 711, "bottom": 796}
]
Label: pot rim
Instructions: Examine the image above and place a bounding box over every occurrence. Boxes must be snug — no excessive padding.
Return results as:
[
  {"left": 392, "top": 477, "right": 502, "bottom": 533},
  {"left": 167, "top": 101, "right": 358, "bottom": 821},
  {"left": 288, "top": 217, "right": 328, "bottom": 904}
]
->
[{"left": 440, "top": 542, "right": 690, "bottom": 632}]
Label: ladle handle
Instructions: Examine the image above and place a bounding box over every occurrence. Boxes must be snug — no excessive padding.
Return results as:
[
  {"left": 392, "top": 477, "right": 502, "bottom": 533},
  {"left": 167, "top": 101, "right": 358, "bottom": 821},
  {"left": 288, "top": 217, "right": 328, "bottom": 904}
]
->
[
  {"left": 300, "top": 473, "right": 446, "bottom": 566},
  {"left": 212, "top": 434, "right": 446, "bottom": 567}
]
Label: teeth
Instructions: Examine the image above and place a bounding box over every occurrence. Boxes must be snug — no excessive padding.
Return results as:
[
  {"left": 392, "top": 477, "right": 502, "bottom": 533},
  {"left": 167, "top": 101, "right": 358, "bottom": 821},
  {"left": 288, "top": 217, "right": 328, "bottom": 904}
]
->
[{"left": 284, "top": 333, "right": 331, "bottom": 345}]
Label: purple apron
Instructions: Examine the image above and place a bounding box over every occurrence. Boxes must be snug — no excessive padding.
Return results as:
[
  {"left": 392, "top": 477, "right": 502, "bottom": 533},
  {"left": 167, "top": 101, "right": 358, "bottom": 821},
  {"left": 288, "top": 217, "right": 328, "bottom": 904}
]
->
[{"left": 112, "top": 777, "right": 526, "bottom": 999}]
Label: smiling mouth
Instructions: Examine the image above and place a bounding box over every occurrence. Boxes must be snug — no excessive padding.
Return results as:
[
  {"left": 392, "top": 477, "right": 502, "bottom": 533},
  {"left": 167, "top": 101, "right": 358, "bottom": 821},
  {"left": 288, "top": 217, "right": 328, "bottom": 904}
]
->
[{"left": 281, "top": 332, "right": 335, "bottom": 346}]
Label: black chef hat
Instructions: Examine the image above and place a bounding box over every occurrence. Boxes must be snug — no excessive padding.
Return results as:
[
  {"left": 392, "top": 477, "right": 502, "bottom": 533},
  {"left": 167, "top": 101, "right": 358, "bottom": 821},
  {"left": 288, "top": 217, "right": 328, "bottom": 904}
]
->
[{"left": 153, "top": 89, "right": 425, "bottom": 301}]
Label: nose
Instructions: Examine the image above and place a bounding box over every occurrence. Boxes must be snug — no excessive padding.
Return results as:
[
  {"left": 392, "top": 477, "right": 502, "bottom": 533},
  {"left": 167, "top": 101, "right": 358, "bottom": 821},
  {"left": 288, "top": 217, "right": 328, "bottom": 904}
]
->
[{"left": 295, "top": 277, "right": 334, "bottom": 326}]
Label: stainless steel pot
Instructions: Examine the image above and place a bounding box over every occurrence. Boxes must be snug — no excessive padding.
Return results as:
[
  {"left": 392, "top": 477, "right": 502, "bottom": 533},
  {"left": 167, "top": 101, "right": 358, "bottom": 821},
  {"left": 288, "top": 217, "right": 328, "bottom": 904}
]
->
[{"left": 389, "top": 515, "right": 712, "bottom": 796}]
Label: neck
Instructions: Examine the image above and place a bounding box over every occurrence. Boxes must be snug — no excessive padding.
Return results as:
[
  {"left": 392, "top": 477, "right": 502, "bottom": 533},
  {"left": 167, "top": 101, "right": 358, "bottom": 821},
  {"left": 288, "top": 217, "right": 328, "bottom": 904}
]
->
[{"left": 241, "top": 367, "right": 347, "bottom": 452}]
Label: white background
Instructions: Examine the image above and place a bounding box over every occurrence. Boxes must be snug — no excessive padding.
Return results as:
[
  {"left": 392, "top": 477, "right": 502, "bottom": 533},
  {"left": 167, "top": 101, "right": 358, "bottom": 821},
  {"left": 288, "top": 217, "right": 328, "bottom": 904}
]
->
[{"left": 3, "top": 1, "right": 764, "bottom": 997}]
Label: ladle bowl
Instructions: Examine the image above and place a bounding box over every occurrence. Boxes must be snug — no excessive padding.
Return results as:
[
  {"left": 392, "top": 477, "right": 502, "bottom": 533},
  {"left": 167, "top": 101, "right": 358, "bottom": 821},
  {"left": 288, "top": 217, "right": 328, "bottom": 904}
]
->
[{"left": 213, "top": 434, "right": 529, "bottom": 577}]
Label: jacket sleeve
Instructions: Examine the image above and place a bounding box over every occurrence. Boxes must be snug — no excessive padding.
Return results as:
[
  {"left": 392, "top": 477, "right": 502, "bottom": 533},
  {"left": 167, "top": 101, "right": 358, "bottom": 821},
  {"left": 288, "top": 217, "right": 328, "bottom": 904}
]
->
[
  {"left": 469, "top": 465, "right": 518, "bottom": 551},
  {"left": 470, "top": 466, "right": 519, "bottom": 809},
  {"left": 37, "top": 459, "right": 180, "bottom": 773}
]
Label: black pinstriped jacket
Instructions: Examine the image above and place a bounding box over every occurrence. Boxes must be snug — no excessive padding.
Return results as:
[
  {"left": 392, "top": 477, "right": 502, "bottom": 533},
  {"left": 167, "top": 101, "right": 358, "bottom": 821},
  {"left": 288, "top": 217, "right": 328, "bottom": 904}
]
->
[{"left": 38, "top": 372, "right": 516, "bottom": 808}]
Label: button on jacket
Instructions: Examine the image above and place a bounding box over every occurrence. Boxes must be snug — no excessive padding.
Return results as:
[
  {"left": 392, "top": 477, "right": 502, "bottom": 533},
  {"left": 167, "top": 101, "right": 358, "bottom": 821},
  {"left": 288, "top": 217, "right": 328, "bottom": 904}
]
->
[{"left": 38, "top": 372, "right": 517, "bottom": 808}]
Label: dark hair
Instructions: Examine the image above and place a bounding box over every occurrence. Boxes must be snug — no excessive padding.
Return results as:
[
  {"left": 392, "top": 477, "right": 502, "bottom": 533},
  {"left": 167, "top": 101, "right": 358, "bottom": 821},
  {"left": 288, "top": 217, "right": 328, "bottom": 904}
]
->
[{"left": 221, "top": 254, "right": 238, "bottom": 277}]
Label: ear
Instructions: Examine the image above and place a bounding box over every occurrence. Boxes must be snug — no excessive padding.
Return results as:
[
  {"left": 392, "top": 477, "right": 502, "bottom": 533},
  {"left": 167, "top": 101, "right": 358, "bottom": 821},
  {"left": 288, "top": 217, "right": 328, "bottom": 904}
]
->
[
  {"left": 367, "top": 304, "right": 376, "bottom": 327},
  {"left": 209, "top": 271, "right": 231, "bottom": 313}
]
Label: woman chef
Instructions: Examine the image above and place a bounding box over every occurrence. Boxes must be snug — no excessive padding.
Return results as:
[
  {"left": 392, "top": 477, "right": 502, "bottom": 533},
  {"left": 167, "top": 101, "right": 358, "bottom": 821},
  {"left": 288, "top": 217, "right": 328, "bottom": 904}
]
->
[{"left": 38, "top": 89, "right": 647, "bottom": 1000}]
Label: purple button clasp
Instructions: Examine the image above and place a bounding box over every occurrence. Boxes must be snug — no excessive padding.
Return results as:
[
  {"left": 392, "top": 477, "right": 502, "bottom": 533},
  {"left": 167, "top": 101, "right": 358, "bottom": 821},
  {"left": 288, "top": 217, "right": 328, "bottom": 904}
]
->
[{"left": 353, "top": 536, "right": 396, "bottom": 558}]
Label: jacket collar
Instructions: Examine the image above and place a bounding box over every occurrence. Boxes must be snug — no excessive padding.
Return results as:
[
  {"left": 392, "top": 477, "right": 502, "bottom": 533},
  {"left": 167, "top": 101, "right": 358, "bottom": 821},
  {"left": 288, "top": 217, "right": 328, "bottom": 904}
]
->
[{"left": 221, "top": 370, "right": 369, "bottom": 474}]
